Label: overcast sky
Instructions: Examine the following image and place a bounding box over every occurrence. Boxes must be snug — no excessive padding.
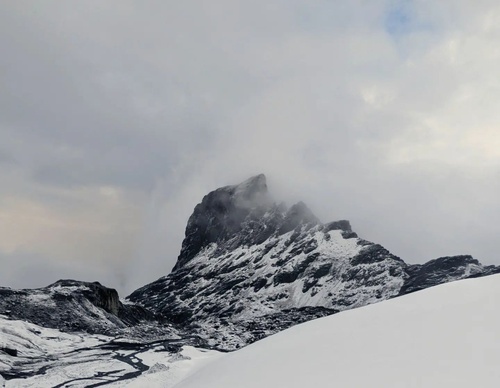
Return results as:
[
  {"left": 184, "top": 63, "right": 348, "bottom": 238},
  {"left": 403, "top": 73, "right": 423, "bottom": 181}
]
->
[{"left": 1, "top": 1, "right": 500, "bottom": 295}]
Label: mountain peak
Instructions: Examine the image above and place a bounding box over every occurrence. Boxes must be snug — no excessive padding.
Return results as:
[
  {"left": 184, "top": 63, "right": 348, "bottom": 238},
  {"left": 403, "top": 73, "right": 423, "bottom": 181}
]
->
[
  {"left": 234, "top": 173, "right": 267, "bottom": 193},
  {"left": 229, "top": 174, "right": 269, "bottom": 208},
  {"left": 279, "top": 201, "right": 320, "bottom": 234},
  {"left": 174, "top": 175, "right": 273, "bottom": 269}
]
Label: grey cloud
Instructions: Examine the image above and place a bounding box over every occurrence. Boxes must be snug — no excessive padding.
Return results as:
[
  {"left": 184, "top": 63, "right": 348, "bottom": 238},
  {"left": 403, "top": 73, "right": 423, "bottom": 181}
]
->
[
  {"left": 0, "top": 250, "right": 126, "bottom": 291},
  {"left": 0, "top": 149, "right": 16, "bottom": 165},
  {"left": 1, "top": 1, "right": 500, "bottom": 295}
]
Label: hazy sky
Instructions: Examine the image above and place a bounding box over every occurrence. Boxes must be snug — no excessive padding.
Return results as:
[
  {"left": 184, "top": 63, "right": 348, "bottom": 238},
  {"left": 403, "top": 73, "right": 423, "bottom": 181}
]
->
[{"left": 1, "top": 1, "right": 500, "bottom": 295}]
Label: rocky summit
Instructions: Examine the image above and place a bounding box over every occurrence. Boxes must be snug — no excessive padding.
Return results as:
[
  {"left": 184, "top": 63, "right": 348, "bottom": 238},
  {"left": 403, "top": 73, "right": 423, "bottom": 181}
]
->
[{"left": 127, "top": 174, "right": 500, "bottom": 349}]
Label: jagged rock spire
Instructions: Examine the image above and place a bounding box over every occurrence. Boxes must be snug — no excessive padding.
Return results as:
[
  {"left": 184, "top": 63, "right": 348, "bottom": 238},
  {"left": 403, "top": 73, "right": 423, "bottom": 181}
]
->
[
  {"left": 174, "top": 174, "right": 324, "bottom": 270},
  {"left": 175, "top": 174, "right": 273, "bottom": 269}
]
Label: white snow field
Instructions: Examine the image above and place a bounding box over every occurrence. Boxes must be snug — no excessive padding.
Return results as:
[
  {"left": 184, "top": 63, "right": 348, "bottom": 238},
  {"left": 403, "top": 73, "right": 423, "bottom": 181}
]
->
[{"left": 175, "top": 274, "right": 500, "bottom": 388}]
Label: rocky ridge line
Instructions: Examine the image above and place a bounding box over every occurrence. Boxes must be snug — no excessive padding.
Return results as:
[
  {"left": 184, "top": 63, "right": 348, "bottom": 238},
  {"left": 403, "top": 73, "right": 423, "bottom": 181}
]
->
[{"left": 128, "top": 174, "right": 500, "bottom": 349}]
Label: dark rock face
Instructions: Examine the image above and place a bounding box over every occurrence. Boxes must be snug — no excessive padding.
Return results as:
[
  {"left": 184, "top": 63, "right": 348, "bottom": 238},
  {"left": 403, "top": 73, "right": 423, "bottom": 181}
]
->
[
  {"left": 175, "top": 174, "right": 271, "bottom": 270},
  {"left": 1, "top": 347, "right": 17, "bottom": 357},
  {"left": 52, "top": 279, "right": 121, "bottom": 315},
  {"left": 128, "top": 174, "right": 500, "bottom": 349},
  {"left": 399, "top": 255, "right": 500, "bottom": 295}
]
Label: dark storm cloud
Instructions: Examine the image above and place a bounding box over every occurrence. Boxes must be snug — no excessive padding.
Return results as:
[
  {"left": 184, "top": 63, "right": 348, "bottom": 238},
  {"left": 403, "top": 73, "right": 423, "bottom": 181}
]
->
[{"left": 1, "top": 1, "right": 500, "bottom": 294}]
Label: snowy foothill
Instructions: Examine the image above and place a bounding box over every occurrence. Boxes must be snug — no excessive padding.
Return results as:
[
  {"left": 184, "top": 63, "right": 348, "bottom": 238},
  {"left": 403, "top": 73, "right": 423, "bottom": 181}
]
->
[{"left": 175, "top": 274, "right": 500, "bottom": 388}]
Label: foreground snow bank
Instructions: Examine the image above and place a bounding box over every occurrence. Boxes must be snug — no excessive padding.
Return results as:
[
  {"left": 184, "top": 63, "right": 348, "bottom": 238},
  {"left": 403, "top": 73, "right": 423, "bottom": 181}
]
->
[{"left": 176, "top": 274, "right": 500, "bottom": 388}]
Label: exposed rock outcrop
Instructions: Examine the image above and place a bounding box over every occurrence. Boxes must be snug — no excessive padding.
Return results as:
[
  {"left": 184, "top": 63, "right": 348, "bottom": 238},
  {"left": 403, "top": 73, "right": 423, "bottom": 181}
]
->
[
  {"left": 400, "top": 255, "right": 500, "bottom": 295},
  {"left": 0, "top": 279, "right": 162, "bottom": 337}
]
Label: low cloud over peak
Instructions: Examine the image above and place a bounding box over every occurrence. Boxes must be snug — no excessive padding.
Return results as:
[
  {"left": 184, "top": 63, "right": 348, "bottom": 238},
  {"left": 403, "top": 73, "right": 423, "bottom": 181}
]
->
[{"left": 1, "top": 1, "right": 500, "bottom": 294}]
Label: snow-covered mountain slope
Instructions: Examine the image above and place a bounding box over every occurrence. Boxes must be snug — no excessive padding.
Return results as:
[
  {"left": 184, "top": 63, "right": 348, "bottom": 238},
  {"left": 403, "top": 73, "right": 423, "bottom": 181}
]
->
[
  {"left": 0, "top": 314, "right": 222, "bottom": 387},
  {"left": 129, "top": 174, "right": 499, "bottom": 349},
  {"left": 175, "top": 273, "right": 500, "bottom": 388}
]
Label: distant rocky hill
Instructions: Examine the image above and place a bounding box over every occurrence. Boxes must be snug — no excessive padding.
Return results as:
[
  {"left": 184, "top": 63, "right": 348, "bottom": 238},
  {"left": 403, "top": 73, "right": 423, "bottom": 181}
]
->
[
  {"left": 0, "top": 279, "right": 174, "bottom": 340},
  {"left": 127, "top": 174, "right": 500, "bottom": 349}
]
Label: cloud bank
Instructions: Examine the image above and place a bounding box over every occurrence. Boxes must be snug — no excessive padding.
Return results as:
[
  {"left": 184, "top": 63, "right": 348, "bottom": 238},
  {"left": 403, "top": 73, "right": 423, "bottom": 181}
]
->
[{"left": 1, "top": 1, "right": 500, "bottom": 294}]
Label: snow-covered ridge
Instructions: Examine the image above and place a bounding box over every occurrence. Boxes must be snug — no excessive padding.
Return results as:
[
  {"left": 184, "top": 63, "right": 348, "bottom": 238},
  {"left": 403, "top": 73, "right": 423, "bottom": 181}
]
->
[{"left": 175, "top": 273, "right": 500, "bottom": 388}]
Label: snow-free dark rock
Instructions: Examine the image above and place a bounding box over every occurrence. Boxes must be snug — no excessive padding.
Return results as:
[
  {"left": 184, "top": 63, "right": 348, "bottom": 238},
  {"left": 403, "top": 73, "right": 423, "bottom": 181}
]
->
[{"left": 399, "top": 255, "right": 500, "bottom": 295}]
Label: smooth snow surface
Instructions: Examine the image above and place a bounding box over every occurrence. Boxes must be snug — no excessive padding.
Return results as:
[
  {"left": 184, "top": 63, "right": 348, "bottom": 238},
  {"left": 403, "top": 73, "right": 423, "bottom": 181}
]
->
[{"left": 176, "top": 274, "right": 500, "bottom": 388}]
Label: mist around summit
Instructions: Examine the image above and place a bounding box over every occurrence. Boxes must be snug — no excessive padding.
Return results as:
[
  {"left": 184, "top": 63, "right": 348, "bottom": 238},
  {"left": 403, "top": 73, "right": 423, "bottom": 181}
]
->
[{"left": 2, "top": 1, "right": 500, "bottom": 294}]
